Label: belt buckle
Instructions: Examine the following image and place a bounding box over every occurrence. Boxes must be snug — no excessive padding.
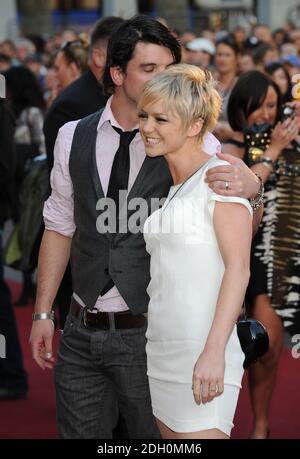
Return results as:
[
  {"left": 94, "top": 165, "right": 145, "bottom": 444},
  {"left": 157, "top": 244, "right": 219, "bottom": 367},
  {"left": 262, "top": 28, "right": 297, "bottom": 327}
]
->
[
  {"left": 83, "top": 308, "right": 88, "bottom": 327},
  {"left": 82, "top": 308, "right": 110, "bottom": 330}
]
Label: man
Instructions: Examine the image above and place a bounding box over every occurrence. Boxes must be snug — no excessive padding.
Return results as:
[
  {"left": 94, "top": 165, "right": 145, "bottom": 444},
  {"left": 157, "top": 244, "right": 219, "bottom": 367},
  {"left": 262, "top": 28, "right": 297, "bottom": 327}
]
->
[
  {"left": 44, "top": 16, "right": 124, "bottom": 172},
  {"left": 30, "top": 15, "right": 263, "bottom": 439},
  {"left": 44, "top": 16, "right": 124, "bottom": 328},
  {"left": 184, "top": 37, "right": 215, "bottom": 69}
]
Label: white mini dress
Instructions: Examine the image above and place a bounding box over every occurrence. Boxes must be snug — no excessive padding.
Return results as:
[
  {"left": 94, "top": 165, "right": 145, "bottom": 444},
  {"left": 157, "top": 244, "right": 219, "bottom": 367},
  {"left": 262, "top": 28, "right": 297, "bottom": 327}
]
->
[{"left": 143, "top": 157, "right": 252, "bottom": 436}]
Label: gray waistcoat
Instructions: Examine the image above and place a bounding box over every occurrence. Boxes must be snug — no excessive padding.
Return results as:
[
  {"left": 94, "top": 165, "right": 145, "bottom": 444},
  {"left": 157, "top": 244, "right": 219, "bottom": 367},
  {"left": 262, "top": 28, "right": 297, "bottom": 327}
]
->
[{"left": 69, "top": 109, "right": 172, "bottom": 314}]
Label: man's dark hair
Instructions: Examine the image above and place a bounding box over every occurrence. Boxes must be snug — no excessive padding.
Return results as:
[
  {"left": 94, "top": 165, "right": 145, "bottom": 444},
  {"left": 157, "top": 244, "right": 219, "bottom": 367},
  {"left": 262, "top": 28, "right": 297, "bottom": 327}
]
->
[
  {"left": 227, "top": 70, "right": 281, "bottom": 131},
  {"left": 102, "top": 14, "right": 181, "bottom": 95},
  {"left": 90, "top": 16, "right": 125, "bottom": 49},
  {"left": 216, "top": 35, "right": 241, "bottom": 55},
  {"left": 252, "top": 43, "right": 273, "bottom": 66}
]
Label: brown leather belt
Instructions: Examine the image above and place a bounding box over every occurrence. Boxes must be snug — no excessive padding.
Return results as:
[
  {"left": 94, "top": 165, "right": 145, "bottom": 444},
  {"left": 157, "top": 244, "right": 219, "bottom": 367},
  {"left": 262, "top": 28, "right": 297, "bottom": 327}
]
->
[{"left": 70, "top": 298, "right": 145, "bottom": 330}]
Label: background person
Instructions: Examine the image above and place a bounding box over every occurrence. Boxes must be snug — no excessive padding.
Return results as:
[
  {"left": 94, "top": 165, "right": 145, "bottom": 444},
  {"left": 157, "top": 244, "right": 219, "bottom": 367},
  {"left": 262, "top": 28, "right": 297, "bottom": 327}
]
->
[
  {"left": 53, "top": 37, "right": 89, "bottom": 94},
  {"left": 265, "top": 62, "right": 292, "bottom": 103},
  {"left": 4, "top": 66, "right": 46, "bottom": 307},
  {"left": 213, "top": 36, "right": 240, "bottom": 142},
  {"left": 0, "top": 98, "right": 28, "bottom": 400},
  {"left": 224, "top": 70, "right": 300, "bottom": 439}
]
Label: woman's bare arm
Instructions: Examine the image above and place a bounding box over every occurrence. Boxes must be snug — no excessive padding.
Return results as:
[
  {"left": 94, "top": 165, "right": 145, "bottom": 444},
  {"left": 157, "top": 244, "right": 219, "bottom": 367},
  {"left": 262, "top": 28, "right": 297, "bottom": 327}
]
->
[{"left": 192, "top": 200, "right": 252, "bottom": 405}]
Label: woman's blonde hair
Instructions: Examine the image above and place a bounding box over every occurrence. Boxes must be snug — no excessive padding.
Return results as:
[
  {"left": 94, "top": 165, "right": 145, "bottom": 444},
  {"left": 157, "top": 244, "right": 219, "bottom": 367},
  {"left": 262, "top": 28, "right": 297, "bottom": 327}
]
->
[{"left": 138, "top": 63, "right": 222, "bottom": 143}]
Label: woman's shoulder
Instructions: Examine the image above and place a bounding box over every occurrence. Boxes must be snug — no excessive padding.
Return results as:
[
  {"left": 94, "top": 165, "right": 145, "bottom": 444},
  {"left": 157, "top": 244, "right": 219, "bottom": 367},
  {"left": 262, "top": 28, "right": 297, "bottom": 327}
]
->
[
  {"left": 204, "top": 156, "right": 230, "bottom": 171},
  {"left": 193, "top": 157, "right": 230, "bottom": 190}
]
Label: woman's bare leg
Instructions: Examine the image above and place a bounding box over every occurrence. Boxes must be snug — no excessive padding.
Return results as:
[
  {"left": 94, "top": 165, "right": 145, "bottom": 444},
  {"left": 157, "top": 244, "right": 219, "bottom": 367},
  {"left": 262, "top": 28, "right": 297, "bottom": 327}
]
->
[
  {"left": 155, "top": 417, "right": 229, "bottom": 439},
  {"left": 248, "top": 294, "right": 284, "bottom": 438}
]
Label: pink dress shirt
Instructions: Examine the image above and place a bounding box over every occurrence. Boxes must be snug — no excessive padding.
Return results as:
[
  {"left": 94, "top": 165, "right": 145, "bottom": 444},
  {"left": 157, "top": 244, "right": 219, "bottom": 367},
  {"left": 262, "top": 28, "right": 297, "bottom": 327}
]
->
[{"left": 43, "top": 96, "right": 220, "bottom": 311}]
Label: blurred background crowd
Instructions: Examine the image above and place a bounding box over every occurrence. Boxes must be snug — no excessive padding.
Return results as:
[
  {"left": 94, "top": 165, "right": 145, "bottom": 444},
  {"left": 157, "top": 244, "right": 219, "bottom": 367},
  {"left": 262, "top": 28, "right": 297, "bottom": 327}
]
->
[{"left": 1, "top": 1, "right": 300, "bottom": 129}]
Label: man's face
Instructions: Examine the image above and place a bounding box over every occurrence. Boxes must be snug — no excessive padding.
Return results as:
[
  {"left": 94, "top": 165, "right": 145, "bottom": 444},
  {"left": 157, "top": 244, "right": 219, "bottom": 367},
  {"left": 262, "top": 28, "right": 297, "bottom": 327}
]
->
[
  {"left": 115, "top": 42, "right": 175, "bottom": 106},
  {"left": 254, "top": 26, "right": 272, "bottom": 44},
  {"left": 215, "top": 43, "right": 237, "bottom": 73}
]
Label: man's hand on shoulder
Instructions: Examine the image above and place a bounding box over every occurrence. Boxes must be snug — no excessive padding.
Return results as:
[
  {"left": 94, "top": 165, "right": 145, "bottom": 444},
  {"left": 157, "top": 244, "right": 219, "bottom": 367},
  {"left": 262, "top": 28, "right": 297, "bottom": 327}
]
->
[{"left": 205, "top": 151, "right": 260, "bottom": 199}]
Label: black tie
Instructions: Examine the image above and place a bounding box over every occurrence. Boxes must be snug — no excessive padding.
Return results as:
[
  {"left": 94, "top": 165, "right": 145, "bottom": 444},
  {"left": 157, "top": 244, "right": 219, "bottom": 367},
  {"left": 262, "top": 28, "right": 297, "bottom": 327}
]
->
[
  {"left": 107, "top": 126, "right": 138, "bottom": 209},
  {"left": 101, "top": 125, "right": 139, "bottom": 296}
]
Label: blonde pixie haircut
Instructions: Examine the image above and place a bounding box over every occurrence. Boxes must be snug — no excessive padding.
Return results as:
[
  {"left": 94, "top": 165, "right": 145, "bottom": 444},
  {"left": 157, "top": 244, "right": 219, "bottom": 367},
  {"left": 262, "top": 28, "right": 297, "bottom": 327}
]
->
[{"left": 138, "top": 63, "right": 222, "bottom": 143}]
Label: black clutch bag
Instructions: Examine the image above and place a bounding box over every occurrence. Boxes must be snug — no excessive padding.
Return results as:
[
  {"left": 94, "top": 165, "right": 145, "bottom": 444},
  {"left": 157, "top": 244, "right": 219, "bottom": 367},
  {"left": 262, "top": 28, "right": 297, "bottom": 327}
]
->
[{"left": 237, "top": 316, "right": 269, "bottom": 369}]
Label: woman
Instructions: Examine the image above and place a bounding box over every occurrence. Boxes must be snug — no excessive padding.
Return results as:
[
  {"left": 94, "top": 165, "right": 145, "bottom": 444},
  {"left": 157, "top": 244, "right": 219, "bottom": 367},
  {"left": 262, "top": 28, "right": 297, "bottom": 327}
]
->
[
  {"left": 224, "top": 70, "right": 300, "bottom": 439},
  {"left": 54, "top": 37, "right": 89, "bottom": 94},
  {"left": 265, "top": 62, "right": 292, "bottom": 104},
  {"left": 213, "top": 36, "right": 240, "bottom": 142},
  {"left": 139, "top": 64, "right": 253, "bottom": 439},
  {"left": 4, "top": 66, "right": 46, "bottom": 305}
]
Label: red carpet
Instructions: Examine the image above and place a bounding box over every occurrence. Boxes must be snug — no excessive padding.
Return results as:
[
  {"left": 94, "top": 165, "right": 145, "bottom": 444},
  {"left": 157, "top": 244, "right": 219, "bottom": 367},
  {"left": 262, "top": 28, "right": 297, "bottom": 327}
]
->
[
  {"left": 1, "top": 281, "right": 300, "bottom": 439},
  {"left": 233, "top": 346, "right": 300, "bottom": 438},
  {"left": 0, "top": 281, "right": 59, "bottom": 439}
]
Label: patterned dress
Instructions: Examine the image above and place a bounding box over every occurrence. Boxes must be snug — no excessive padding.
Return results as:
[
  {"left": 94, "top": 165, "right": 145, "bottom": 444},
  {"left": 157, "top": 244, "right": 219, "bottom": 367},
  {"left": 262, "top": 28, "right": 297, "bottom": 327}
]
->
[{"left": 247, "top": 146, "right": 300, "bottom": 336}]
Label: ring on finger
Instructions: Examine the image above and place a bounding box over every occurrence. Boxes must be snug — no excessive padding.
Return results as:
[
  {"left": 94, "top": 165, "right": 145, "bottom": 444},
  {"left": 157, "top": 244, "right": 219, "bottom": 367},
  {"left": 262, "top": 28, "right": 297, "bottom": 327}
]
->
[{"left": 225, "top": 181, "right": 229, "bottom": 191}]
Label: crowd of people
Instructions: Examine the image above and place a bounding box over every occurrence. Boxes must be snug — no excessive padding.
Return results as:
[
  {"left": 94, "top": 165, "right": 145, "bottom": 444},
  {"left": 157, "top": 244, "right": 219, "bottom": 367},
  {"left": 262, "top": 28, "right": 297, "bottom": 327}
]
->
[{"left": 0, "top": 12, "right": 300, "bottom": 440}]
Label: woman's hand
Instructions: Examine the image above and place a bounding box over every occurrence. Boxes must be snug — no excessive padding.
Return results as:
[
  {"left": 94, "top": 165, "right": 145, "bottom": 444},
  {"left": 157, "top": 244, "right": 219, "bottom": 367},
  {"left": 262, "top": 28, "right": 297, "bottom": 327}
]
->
[
  {"left": 285, "top": 101, "right": 300, "bottom": 119},
  {"left": 192, "top": 349, "right": 225, "bottom": 405},
  {"left": 270, "top": 117, "right": 300, "bottom": 154}
]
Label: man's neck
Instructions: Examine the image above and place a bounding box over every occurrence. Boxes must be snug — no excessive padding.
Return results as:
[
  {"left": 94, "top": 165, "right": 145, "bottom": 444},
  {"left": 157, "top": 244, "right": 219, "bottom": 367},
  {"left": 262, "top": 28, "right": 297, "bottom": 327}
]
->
[{"left": 110, "top": 93, "right": 138, "bottom": 131}]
